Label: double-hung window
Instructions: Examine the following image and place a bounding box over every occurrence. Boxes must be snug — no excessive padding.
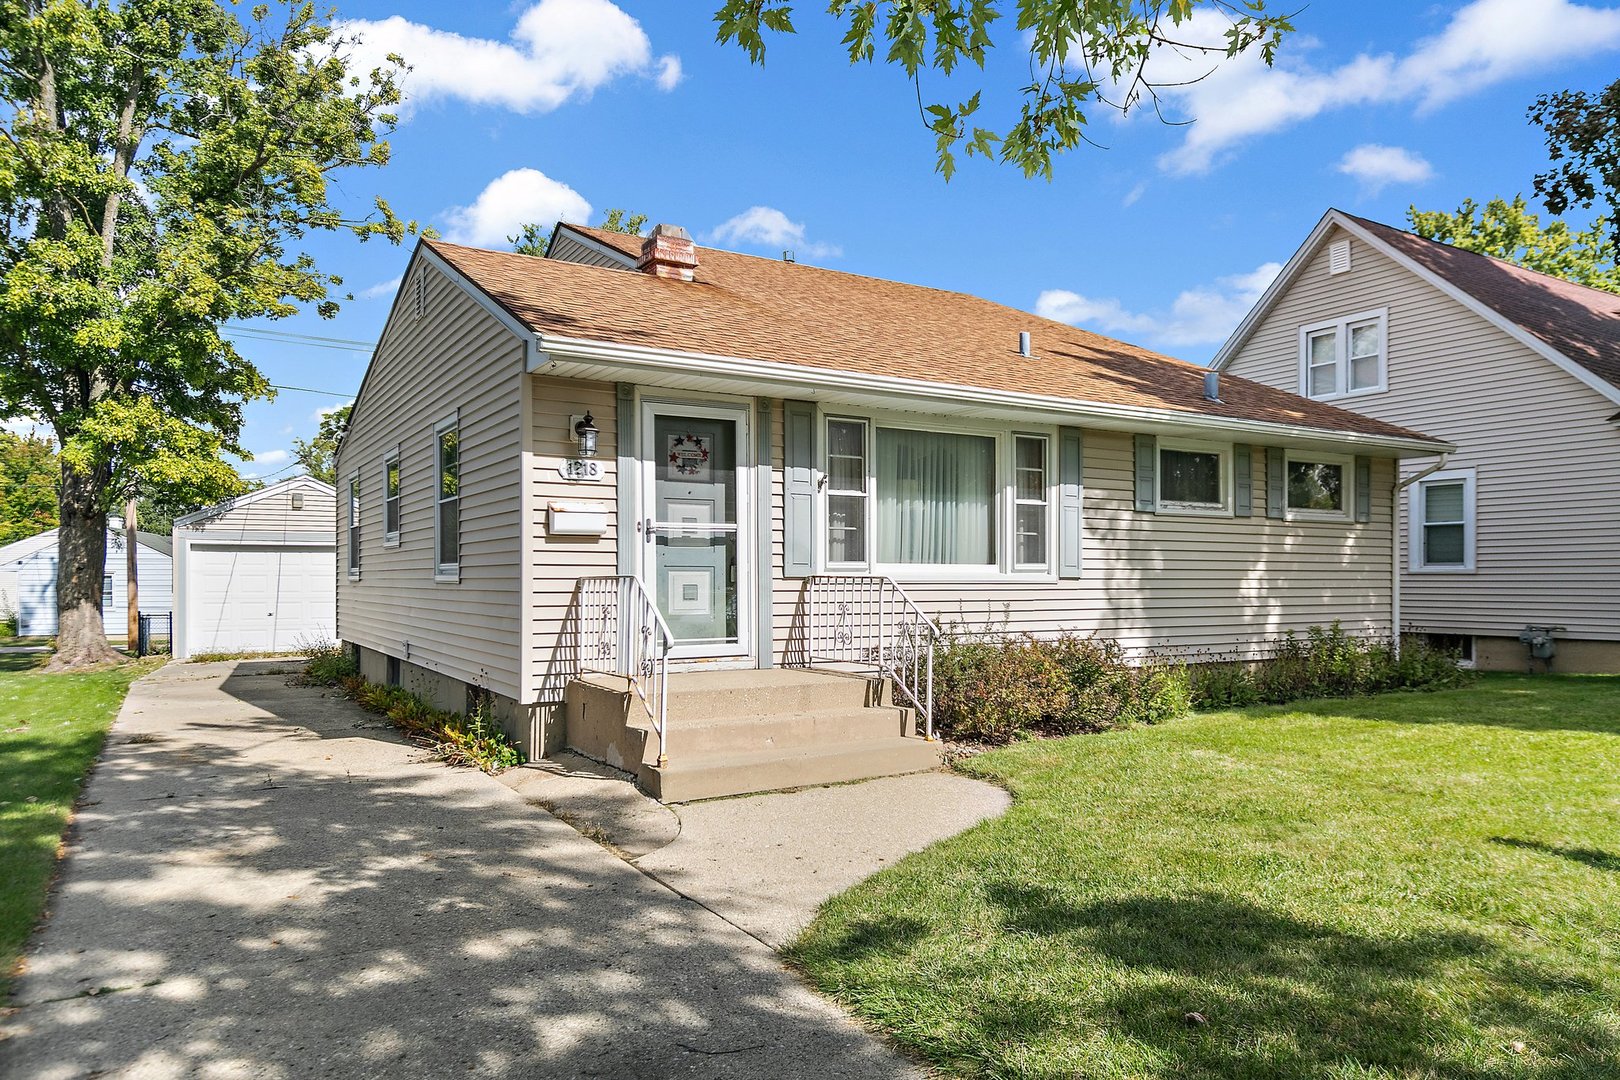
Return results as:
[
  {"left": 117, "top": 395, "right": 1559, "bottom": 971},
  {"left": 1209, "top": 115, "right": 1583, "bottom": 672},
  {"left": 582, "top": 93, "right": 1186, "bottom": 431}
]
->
[
  {"left": 1013, "top": 435, "right": 1049, "bottom": 568},
  {"left": 1285, "top": 452, "right": 1350, "bottom": 519},
  {"left": 347, "top": 474, "right": 361, "bottom": 578},
  {"left": 825, "top": 418, "right": 868, "bottom": 566},
  {"left": 382, "top": 449, "right": 401, "bottom": 546},
  {"left": 1157, "top": 440, "right": 1229, "bottom": 514},
  {"left": 821, "top": 417, "right": 1055, "bottom": 576},
  {"left": 101, "top": 573, "right": 114, "bottom": 613},
  {"left": 1411, "top": 469, "right": 1475, "bottom": 572},
  {"left": 434, "top": 415, "right": 460, "bottom": 580},
  {"left": 1300, "top": 309, "right": 1387, "bottom": 400}
]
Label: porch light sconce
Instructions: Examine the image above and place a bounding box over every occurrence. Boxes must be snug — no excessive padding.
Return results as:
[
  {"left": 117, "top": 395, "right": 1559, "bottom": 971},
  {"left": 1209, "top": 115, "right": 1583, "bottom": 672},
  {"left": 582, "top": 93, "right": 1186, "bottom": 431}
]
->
[{"left": 572, "top": 412, "right": 600, "bottom": 458}]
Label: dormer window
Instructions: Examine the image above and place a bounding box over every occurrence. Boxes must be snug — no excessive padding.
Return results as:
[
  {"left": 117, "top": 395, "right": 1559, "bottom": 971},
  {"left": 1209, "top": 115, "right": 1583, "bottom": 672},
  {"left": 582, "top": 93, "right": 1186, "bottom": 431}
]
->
[{"left": 1299, "top": 309, "right": 1387, "bottom": 400}]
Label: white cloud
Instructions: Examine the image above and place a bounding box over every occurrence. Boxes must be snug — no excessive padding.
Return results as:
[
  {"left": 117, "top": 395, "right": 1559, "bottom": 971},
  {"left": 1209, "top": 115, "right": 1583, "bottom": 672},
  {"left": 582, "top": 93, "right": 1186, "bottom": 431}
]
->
[
  {"left": 360, "top": 275, "right": 402, "bottom": 300},
  {"left": 252, "top": 449, "right": 291, "bottom": 466},
  {"left": 1337, "top": 144, "right": 1435, "bottom": 193},
  {"left": 444, "top": 168, "right": 591, "bottom": 247},
  {"left": 1036, "top": 261, "right": 1283, "bottom": 349},
  {"left": 338, "top": 0, "right": 680, "bottom": 116},
  {"left": 312, "top": 400, "right": 354, "bottom": 422},
  {"left": 710, "top": 206, "right": 842, "bottom": 259},
  {"left": 1122, "top": 181, "right": 1148, "bottom": 208},
  {"left": 1152, "top": 0, "right": 1620, "bottom": 174}
]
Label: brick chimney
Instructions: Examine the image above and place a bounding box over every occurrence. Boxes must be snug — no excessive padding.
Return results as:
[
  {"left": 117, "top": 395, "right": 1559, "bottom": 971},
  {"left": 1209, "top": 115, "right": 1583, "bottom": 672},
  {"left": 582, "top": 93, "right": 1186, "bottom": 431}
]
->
[{"left": 636, "top": 224, "right": 698, "bottom": 281}]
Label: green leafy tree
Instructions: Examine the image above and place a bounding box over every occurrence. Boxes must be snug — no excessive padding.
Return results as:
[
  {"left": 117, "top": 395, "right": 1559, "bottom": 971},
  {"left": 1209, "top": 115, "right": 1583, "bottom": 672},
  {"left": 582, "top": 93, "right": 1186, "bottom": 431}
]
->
[
  {"left": 0, "top": 429, "right": 58, "bottom": 545},
  {"left": 712, "top": 1, "right": 1295, "bottom": 179},
  {"left": 293, "top": 403, "right": 351, "bottom": 486},
  {"left": 0, "top": 0, "right": 418, "bottom": 666},
  {"left": 1407, "top": 196, "right": 1620, "bottom": 294},
  {"left": 1531, "top": 79, "right": 1620, "bottom": 252},
  {"left": 508, "top": 208, "right": 649, "bottom": 257}
]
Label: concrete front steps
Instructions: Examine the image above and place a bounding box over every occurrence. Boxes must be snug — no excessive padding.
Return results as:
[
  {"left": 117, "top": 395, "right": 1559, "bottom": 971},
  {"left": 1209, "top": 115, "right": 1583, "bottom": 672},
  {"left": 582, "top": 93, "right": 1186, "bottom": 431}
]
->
[{"left": 564, "top": 668, "right": 942, "bottom": 803}]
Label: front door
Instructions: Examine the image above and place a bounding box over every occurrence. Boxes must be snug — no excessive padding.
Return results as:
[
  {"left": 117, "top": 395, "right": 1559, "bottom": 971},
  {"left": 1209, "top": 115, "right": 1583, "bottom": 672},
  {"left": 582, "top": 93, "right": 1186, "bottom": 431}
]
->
[{"left": 641, "top": 401, "right": 752, "bottom": 659}]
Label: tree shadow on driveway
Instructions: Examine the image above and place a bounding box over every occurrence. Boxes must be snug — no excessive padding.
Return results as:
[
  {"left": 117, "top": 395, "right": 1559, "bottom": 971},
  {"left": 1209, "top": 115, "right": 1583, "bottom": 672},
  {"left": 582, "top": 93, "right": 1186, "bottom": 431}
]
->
[{"left": 0, "top": 661, "right": 920, "bottom": 1079}]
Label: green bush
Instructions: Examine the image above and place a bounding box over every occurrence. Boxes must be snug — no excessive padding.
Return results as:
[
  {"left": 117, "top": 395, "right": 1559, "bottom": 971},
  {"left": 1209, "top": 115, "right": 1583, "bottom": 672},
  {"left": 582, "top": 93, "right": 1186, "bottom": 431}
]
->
[
  {"left": 933, "top": 628, "right": 1192, "bottom": 744},
  {"left": 1185, "top": 622, "right": 1472, "bottom": 709},
  {"left": 300, "top": 648, "right": 522, "bottom": 772}
]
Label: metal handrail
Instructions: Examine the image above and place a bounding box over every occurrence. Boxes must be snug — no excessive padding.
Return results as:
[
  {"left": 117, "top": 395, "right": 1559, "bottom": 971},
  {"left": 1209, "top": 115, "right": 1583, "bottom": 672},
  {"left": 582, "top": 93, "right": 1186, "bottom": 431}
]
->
[
  {"left": 573, "top": 575, "right": 675, "bottom": 766},
  {"left": 793, "top": 574, "right": 940, "bottom": 740}
]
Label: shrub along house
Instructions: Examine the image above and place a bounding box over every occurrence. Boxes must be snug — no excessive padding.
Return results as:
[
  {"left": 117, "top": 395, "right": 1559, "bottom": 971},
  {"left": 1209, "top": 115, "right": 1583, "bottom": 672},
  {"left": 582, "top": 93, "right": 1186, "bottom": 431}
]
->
[{"left": 336, "top": 224, "right": 1450, "bottom": 800}]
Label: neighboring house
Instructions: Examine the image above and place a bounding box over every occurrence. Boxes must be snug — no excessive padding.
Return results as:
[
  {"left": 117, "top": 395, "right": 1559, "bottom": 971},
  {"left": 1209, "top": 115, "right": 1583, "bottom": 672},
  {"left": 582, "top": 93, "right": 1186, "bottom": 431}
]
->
[
  {"left": 0, "top": 529, "right": 57, "bottom": 631},
  {"left": 172, "top": 475, "right": 337, "bottom": 659},
  {"left": 1214, "top": 209, "right": 1620, "bottom": 673},
  {"left": 335, "top": 223, "right": 1448, "bottom": 798},
  {"left": 0, "top": 527, "right": 172, "bottom": 638}
]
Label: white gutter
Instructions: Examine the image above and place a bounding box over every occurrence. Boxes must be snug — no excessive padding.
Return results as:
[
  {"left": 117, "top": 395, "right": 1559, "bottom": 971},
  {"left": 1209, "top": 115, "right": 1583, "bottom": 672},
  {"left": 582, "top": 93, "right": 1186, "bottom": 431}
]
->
[
  {"left": 1391, "top": 453, "right": 1451, "bottom": 655},
  {"left": 532, "top": 333, "right": 1455, "bottom": 457}
]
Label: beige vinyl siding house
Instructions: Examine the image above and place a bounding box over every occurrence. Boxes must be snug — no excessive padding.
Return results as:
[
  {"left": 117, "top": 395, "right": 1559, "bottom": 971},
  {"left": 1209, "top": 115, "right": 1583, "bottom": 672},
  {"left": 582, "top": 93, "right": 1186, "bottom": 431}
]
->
[
  {"left": 337, "top": 224, "right": 1448, "bottom": 775},
  {"left": 1215, "top": 210, "right": 1620, "bottom": 672}
]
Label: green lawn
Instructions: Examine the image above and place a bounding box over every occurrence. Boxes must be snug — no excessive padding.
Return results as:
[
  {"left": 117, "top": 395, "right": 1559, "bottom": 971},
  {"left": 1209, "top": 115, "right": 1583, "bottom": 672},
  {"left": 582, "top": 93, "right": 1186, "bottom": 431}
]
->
[
  {"left": 0, "top": 652, "right": 158, "bottom": 998},
  {"left": 791, "top": 675, "right": 1620, "bottom": 1079}
]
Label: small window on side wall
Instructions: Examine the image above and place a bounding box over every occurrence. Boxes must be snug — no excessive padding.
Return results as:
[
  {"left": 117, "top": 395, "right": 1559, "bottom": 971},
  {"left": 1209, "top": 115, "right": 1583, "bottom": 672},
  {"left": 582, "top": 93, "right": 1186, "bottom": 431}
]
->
[
  {"left": 1412, "top": 470, "right": 1475, "bottom": 572},
  {"left": 1157, "top": 440, "right": 1229, "bottom": 514},
  {"left": 1285, "top": 453, "right": 1350, "bottom": 519},
  {"left": 1299, "top": 309, "right": 1387, "bottom": 400},
  {"left": 825, "top": 418, "right": 868, "bottom": 567},
  {"left": 1013, "top": 435, "right": 1049, "bottom": 568},
  {"left": 347, "top": 473, "right": 361, "bottom": 578},
  {"left": 383, "top": 449, "right": 401, "bottom": 546},
  {"left": 435, "top": 415, "right": 460, "bottom": 580}
]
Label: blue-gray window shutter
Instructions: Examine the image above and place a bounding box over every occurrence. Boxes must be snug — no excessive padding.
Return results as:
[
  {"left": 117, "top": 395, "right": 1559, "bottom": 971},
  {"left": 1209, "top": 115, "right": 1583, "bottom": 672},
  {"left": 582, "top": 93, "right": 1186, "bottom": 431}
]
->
[
  {"left": 1354, "top": 456, "right": 1372, "bottom": 523},
  {"left": 1058, "top": 427, "right": 1084, "bottom": 578},
  {"left": 1134, "top": 434, "right": 1156, "bottom": 512},
  {"left": 1266, "top": 448, "right": 1286, "bottom": 518},
  {"left": 1234, "top": 444, "right": 1252, "bottom": 517},
  {"left": 783, "top": 400, "right": 816, "bottom": 578}
]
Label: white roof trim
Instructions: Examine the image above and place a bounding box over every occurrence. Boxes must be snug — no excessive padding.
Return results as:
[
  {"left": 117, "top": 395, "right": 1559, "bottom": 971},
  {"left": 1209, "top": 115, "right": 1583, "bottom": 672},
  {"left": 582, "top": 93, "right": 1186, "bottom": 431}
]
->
[
  {"left": 1211, "top": 209, "right": 1620, "bottom": 409},
  {"left": 174, "top": 475, "right": 336, "bottom": 528},
  {"left": 532, "top": 332, "right": 1452, "bottom": 456},
  {"left": 547, "top": 224, "right": 638, "bottom": 269}
]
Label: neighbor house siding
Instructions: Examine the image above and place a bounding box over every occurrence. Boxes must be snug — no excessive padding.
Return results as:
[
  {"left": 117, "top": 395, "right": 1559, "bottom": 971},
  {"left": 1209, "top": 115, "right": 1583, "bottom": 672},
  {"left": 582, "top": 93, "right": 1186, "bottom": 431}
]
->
[
  {"left": 768, "top": 413, "right": 1396, "bottom": 661},
  {"left": 179, "top": 482, "right": 335, "bottom": 542},
  {"left": 14, "top": 533, "right": 172, "bottom": 638},
  {"left": 336, "top": 260, "right": 527, "bottom": 701},
  {"left": 1223, "top": 224, "right": 1620, "bottom": 642}
]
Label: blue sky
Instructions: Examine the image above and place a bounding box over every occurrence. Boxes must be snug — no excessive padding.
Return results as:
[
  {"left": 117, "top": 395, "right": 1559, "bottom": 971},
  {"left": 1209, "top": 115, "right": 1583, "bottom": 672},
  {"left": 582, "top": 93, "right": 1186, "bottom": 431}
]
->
[{"left": 215, "top": 0, "right": 1620, "bottom": 481}]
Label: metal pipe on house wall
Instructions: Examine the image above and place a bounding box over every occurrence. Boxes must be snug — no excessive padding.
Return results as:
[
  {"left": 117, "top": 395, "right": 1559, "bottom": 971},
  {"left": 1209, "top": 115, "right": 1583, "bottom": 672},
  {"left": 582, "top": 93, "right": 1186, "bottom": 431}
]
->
[{"left": 1391, "top": 453, "right": 1451, "bottom": 657}]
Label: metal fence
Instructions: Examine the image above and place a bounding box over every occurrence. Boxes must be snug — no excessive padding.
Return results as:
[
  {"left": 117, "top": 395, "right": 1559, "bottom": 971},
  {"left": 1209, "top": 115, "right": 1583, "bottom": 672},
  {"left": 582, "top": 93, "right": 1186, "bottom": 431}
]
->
[{"left": 137, "top": 612, "right": 172, "bottom": 657}]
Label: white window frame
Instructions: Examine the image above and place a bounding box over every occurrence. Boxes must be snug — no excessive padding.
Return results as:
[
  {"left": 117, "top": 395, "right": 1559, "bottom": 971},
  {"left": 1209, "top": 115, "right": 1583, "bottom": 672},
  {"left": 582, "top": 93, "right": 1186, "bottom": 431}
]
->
[
  {"left": 1012, "top": 433, "right": 1050, "bottom": 571},
  {"left": 1298, "top": 308, "right": 1388, "bottom": 401},
  {"left": 1409, "top": 468, "right": 1476, "bottom": 573},
  {"left": 814, "top": 410, "right": 1059, "bottom": 582},
  {"left": 346, "top": 471, "right": 361, "bottom": 579},
  {"left": 382, "top": 447, "right": 401, "bottom": 548},
  {"left": 1155, "top": 437, "right": 1233, "bottom": 517},
  {"left": 823, "top": 416, "right": 870, "bottom": 571},
  {"left": 1283, "top": 450, "right": 1353, "bottom": 522},
  {"left": 434, "top": 413, "right": 460, "bottom": 583}
]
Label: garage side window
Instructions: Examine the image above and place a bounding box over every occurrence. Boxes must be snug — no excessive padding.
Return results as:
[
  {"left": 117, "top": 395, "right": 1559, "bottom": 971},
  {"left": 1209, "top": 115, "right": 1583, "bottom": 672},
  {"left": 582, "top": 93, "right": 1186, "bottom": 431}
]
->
[
  {"left": 347, "top": 474, "right": 361, "bottom": 578},
  {"left": 383, "top": 449, "right": 401, "bottom": 546},
  {"left": 435, "top": 415, "right": 459, "bottom": 581}
]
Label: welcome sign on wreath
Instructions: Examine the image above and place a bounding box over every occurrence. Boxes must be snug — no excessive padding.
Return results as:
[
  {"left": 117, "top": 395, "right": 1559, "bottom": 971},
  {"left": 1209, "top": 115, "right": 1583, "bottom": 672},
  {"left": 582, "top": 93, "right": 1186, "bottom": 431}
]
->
[{"left": 667, "top": 432, "right": 712, "bottom": 481}]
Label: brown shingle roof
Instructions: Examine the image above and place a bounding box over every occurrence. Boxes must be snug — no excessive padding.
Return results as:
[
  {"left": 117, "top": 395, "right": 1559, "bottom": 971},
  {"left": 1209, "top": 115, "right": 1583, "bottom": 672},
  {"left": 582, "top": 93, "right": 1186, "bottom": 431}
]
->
[
  {"left": 1343, "top": 212, "right": 1620, "bottom": 392},
  {"left": 423, "top": 229, "right": 1443, "bottom": 446}
]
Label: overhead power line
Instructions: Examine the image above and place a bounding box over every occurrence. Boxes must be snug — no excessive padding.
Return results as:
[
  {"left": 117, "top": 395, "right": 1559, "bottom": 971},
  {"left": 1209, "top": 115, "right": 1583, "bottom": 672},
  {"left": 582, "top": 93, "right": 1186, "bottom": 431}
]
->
[
  {"left": 223, "top": 324, "right": 375, "bottom": 353},
  {"left": 268, "top": 383, "right": 353, "bottom": 398}
]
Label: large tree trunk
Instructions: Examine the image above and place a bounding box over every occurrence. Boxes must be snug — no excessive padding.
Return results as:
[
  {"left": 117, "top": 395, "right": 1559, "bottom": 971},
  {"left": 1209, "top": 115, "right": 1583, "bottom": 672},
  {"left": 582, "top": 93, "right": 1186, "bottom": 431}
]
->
[{"left": 49, "top": 464, "right": 122, "bottom": 668}]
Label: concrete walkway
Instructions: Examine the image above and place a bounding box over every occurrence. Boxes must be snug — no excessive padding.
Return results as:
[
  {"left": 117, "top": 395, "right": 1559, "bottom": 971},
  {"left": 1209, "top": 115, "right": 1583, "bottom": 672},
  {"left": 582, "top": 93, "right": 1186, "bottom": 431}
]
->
[{"left": 0, "top": 661, "right": 925, "bottom": 1079}]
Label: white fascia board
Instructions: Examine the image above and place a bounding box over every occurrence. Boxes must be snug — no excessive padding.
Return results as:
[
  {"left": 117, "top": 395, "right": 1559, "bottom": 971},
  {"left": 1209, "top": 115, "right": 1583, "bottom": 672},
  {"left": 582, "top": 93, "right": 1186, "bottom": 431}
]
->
[
  {"left": 531, "top": 333, "right": 1454, "bottom": 457},
  {"left": 548, "top": 225, "right": 638, "bottom": 268},
  {"left": 173, "top": 475, "right": 336, "bottom": 529},
  {"left": 1211, "top": 210, "right": 1339, "bottom": 372}
]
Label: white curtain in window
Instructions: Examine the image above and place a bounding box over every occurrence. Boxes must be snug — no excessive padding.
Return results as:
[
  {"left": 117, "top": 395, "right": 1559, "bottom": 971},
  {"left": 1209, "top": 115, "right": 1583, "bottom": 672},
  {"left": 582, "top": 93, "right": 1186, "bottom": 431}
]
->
[{"left": 876, "top": 429, "right": 995, "bottom": 565}]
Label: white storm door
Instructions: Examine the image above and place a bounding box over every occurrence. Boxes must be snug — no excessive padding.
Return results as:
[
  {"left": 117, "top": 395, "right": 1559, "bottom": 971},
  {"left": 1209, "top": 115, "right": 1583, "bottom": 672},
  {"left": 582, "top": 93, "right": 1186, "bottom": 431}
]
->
[{"left": 640, "top": 401, "right": 753, "bottom": 659}]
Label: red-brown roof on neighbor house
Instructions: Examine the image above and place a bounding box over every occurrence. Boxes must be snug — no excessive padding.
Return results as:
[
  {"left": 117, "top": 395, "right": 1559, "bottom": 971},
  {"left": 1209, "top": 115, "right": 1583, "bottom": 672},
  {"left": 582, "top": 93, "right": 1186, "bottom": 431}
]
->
[
  {"left": 422, "top": 229, "right": 1444, "bottom": 445},
  {"left": 1343, "top": 212, "right": 1620, "bottom": 392}
]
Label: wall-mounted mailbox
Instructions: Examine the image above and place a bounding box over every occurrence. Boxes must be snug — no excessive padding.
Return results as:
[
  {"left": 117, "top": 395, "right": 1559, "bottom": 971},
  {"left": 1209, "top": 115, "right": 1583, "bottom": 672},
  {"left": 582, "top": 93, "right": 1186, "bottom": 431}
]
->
[{"left": 547, "top": 499, "right": 609, "bottom": 536}]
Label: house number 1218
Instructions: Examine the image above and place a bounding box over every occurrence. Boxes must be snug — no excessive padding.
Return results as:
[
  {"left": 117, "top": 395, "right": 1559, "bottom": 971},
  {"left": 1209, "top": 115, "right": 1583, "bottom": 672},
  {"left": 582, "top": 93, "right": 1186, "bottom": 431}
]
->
[{"left": 560, "top": 459, "right": 603, "bottom": 481}]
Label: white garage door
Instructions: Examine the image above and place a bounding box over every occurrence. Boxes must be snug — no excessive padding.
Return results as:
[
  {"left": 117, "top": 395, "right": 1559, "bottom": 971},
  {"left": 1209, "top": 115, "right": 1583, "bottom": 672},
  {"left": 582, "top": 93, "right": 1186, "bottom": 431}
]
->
[{"left": 186, "top": 544, "right": 336, "bottom": 655}]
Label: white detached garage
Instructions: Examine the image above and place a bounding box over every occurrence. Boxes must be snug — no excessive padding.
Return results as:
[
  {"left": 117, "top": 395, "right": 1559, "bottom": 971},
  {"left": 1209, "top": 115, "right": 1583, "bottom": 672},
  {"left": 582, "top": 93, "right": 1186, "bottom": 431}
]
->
[{"left": 173, "top": 475, "right": 337, "bottom": 659}]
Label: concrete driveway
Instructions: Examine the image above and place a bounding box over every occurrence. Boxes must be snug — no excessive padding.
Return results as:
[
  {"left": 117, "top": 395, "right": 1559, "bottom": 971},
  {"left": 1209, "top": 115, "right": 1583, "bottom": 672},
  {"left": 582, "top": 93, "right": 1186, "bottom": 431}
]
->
[{"left": 0, "top": 661, "right": 925, "bottom": 1079}]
